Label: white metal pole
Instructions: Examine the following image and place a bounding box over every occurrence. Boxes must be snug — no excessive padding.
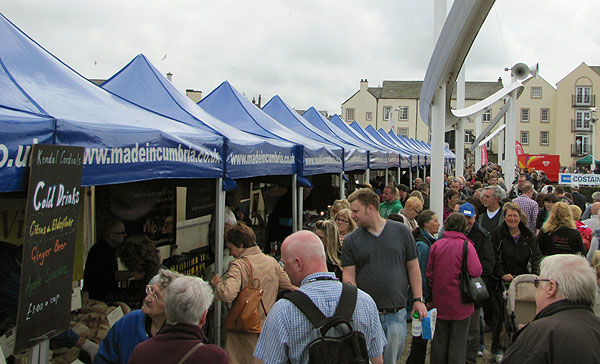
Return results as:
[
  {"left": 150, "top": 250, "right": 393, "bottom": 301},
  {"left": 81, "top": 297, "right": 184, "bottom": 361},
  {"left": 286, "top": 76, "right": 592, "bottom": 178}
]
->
[
  {"left": 214, "top": 178, "right": 225, "bottom": 346},
  {"left": 298, "top": 186, "right": 304, "bottom": 231},
  {"left": 339, "top": 172, "right": 345, "bottom": 199},
  {"left": 475, "top": 114, "right": 483, "bottom": 169},
  {"left": 292, "top": 175, "right": 298, "bottom": 232},
  {"left": 498, "top": 124, "right": 504, "bottom": 168},
  {"left": 505, "top": 76, "right": 518, "bottom": 189},
  {"left": 456, "top": 67, "right": 466, "bottom": 177},
  {"left": 365, "top": 169, "right": 371, "bottom": 184},
  {"left": 430, "top": 0, "right": 446, "bottom": 222}
]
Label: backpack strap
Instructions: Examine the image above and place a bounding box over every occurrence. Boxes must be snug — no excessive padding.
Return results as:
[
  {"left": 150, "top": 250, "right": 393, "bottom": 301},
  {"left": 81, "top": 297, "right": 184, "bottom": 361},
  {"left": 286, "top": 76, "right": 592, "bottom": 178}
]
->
[
  {"left": 333, "top": 282, "right": 357, "bottom": 320},
  {"left": 176, "top": 342, "right": 203, "bottom": 364},
  {"left": 284, "top": 290, "right": 328, "bottom": 328}
]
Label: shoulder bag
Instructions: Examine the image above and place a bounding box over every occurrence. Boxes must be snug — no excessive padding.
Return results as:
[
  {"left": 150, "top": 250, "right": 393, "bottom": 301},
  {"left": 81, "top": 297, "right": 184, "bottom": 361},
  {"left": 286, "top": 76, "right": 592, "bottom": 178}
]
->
[
  {"left": 224, "top": 256, "right": 267, "bottom": 333},
  {"left": 460, "top": 239, "right": 489, "bottom": 304}
]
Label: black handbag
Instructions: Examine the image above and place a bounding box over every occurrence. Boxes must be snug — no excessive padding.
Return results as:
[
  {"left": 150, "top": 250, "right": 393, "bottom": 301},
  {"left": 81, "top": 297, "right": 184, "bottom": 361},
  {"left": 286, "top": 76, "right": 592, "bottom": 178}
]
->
[{"left": 460, "top": 239, "right": 489, "bottom": 304}]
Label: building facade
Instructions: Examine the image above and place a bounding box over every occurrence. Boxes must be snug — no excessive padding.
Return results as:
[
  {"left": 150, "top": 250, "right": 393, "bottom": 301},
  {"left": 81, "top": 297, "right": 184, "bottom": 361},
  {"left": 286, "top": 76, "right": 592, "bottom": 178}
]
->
[{"left": 341, "top": 63, "right": 599, "bottom": 168}]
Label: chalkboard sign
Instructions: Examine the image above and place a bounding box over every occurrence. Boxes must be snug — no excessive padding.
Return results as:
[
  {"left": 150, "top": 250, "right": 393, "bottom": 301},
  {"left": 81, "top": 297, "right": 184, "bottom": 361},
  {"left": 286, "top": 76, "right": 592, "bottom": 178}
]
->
[{"left": 15, "top": 145, "right": 83, "bottom": 353}]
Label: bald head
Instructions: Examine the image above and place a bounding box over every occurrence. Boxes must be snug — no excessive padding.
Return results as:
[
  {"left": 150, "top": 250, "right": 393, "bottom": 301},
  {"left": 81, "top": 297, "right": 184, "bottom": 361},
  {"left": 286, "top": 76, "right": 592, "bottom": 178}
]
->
[
  {"left": 281, "top": 230, "right": 328, "bottom": 286},
  {"left": 592, "top": 202, "right": 600, "bottom": 216}
]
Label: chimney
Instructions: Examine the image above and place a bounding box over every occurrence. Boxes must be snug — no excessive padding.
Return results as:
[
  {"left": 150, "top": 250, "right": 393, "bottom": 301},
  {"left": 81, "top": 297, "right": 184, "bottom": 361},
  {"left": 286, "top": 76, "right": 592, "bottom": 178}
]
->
[
  {"left": 166, "top": 72, "right": 173, "bottom": 82},
  {"left": 186, "top": 89, "right": 203, "bottom": 103},
  {"left": 360, "top": 79, "right": 368, "bottom": 92}
]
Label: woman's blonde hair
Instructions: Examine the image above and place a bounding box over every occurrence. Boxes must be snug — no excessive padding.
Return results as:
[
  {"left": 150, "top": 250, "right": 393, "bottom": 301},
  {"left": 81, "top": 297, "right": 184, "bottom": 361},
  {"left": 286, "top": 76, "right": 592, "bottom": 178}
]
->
[
  {"left": 592, "top": 250, "right": 600, "bottom": 283},
  {"left": 409, "top": 191, "right": 424, "bottom": 204},
  {"left": 335, "top": 208, "right": 357, "bottom": 233},
  {"left": 405, "top": 196, "right": 424, "bottom": 211},
  {"left": 542, "top": 201, "right": 576, "bottom": 233},
  {"left": 330, "top": 199, "right": 350, "bottom": 218},
  {"left": 569, "top": 204, "right": 582, "bottom": 221},
  {"left": 314, "top": 219, "right": 342, "bottom": 270}
]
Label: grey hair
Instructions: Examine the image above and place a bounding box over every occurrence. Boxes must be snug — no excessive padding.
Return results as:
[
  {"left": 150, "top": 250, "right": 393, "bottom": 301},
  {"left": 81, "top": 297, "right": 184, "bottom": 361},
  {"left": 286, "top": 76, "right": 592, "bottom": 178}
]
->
[
  {"left": 592, "top": 191, "right": 600, "bottom": 202},
  {"left": 540, "top": 254, "right": 597, "bottom": 306},
  {"left": 157, "top": 269, "right": 184, "bottom": 291},
  {"left": 165, "top": 276, "right": 214, "bottom": 325},
  {"left": 485, "top": 185, "right": 506, "bottom": 201}
]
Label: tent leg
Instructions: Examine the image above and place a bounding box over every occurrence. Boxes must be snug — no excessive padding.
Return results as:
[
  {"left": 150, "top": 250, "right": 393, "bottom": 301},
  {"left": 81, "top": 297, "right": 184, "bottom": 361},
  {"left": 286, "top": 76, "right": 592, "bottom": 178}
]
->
[
  {"left": 292, "top": 175, "right": 298, "bottom": 232},
  {"left": 339, "top": 172, "right": 345, "bottom": 199},
  {"left": 214, "top": 178, "right": 225, "bottom": 347}
]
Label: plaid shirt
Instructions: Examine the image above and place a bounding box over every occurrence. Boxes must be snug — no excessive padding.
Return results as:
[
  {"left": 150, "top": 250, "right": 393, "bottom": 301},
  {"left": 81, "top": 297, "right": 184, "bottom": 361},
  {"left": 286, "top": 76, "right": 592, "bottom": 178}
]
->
[
  {"left": 513, "top": 194, "right": 539, "bottom": 232},
  {"left": 254, "top": 272, "right": 386, "bottom": 364}
]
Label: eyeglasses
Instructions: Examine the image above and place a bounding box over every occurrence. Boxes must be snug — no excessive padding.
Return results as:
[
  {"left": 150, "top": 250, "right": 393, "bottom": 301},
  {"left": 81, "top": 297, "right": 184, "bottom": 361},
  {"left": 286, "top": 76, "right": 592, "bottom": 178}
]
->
[
  {"left": 145, "top": 285, "right": 161, "bottom": 301},
  {"left": 335, "top": 218, "right": 349, "bottom": 223},
  {"left": 533, "top": 277, "right": 554, "bottom": 288}
]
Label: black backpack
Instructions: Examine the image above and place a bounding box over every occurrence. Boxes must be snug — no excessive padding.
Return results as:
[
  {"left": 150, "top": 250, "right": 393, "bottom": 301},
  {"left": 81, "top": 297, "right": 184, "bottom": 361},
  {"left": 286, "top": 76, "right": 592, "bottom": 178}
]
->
[{"left": 283, "top": 282, "right": 369, "bottom": 364}]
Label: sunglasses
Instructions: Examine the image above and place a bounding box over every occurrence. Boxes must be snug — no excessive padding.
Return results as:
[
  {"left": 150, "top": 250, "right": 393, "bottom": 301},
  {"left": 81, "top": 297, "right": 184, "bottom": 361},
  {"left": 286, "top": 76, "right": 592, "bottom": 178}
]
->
[
  {"left": 145, "top": 285, "right": 161, "bottom": 301},
  {"left": 533, "top": 277, "right": 553, "bottom": 288}
]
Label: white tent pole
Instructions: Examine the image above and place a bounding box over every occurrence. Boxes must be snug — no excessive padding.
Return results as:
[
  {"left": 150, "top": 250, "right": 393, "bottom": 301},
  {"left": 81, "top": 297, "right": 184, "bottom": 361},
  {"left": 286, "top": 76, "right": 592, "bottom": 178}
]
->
[
  {"left": 214, "top": 178, "right": 225, "bottom": 346},
  {"left": 292, "top": 175, "right": 298, "bottom": 232}
]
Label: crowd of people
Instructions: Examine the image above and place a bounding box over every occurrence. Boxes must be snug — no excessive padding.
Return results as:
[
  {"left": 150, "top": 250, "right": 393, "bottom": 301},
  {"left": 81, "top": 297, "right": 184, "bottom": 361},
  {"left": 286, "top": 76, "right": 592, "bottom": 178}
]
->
[{"left": 70, "top": 164, "right": 600, "bottom": 364}]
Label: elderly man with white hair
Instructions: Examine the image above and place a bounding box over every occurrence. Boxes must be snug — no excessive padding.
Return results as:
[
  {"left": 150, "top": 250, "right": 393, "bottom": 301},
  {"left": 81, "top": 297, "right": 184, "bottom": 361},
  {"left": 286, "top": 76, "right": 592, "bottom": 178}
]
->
[
  {"left": 502, "top": 254, "right": 600, "bottom": 363},
  {"left": 128, "top": 276, "right": 229, "bottom": 364},
  {"left": 582, "top": 192, "right": 600, "bottom": 220}
]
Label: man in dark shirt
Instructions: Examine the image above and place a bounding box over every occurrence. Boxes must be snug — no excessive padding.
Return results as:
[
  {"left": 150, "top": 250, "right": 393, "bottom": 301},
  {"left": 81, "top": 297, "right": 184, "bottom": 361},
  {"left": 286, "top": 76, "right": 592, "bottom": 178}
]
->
[
  {"left": 571, "top": 183, "right": 587, "bottom": 213},
  {"left": 479, "top": 186, "right": 505, "bottom": 236},
  {"left": 83, "top": 218, "right": 127, "bottom": 301}
]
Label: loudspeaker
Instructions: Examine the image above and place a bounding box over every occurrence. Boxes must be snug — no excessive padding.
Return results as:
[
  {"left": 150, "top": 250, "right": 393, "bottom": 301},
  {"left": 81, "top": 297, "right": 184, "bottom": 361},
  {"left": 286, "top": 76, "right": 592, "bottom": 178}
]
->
[{"left": 511, "top": 63, "right": 530, "bottom": 80}]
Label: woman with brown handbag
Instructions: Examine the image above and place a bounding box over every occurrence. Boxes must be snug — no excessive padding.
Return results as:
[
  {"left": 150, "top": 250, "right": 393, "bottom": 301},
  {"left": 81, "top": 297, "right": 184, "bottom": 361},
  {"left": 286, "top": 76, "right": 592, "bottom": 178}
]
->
[{"left": 211, "top": 222, "right": 296, "bottom": 364}]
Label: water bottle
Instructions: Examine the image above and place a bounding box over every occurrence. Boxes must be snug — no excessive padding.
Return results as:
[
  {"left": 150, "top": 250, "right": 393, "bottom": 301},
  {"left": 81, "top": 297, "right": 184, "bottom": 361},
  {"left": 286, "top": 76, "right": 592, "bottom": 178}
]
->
[{"left": 411, "top": 311, "right": 422, "bottom": 337}]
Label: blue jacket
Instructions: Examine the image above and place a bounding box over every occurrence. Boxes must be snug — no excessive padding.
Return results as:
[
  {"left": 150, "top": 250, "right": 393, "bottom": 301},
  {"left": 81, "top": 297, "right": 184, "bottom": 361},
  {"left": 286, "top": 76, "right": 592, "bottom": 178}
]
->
[{"left": 94, "top": 310, "right": 149, "bottom": 364}]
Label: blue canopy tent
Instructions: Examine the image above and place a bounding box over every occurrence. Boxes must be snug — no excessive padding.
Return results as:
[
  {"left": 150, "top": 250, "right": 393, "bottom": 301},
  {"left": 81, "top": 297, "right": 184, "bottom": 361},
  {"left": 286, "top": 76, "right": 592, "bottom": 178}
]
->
[
  {"left": 0, "top": 106, "right": 55, "bottom": 192},
  {"left": 386, "top": 131, "right": 422, "bottom": 168},
  {"left": 199, "top": 81, "right": 343, "bottom": 177},
  {"left": 199, "top": 81, "right": 343, "bottom": 233},
  {"left": 262, "top": 96, "right": 367, "bottom": 172},
  {"left": 101, "top": 54, "right": 296, "bottom": 180},
  {"left": 377, "top": 129, "right": 417, "bottom": 168},
  {"left": 365, "top": 125, "right": 411, "bottom": 169},
  {"left": 0, "top": 13, "right": 225, "bottom": 190},
  {"left": 303, "top": 109, "right": 389, "bottom": 170},
  {"left": 348, "top": 121, "right": 400, "bottom": 171},
  {"left": 328, "top": 114, "right": 394, "bottom": 173}
]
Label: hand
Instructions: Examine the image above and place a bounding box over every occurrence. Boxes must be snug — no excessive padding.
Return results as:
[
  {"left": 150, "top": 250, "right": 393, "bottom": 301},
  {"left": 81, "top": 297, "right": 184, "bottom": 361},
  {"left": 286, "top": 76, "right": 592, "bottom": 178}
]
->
[
  {"left": 412, "top": 301, "right": 428, "bottom": 320},
  {"left": 502, "top": 274, "right": 514, "bottom": 282},
  {"left": 210, "top": 274, "right": 222, "bottom": 287}
]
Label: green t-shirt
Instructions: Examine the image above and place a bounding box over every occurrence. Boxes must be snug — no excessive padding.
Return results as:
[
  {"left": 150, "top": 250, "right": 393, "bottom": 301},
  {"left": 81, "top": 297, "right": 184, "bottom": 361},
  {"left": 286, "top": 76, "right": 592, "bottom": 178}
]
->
[{"left": 379, "top": 199, "right": 403, "bottom": 218}]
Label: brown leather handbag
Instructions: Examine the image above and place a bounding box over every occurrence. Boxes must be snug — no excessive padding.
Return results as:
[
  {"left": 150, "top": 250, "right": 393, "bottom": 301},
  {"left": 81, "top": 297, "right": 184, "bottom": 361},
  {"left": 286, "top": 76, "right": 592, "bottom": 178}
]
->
[{"left": 224, "top": 257, "right": 267, "bottom": 333}]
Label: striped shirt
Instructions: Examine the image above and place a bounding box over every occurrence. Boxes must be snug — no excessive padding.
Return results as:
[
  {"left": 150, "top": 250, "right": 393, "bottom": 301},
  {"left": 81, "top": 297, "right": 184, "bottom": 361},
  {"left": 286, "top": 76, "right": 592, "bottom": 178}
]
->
[{"left": 254, "top": 272, "right": 386, "bottom": 364}]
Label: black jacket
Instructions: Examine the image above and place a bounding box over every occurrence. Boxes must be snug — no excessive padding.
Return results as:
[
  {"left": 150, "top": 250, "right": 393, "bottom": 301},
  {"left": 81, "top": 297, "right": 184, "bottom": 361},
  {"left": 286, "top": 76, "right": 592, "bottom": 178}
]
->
[
  {"left": 466, "top": 221, "right": 495, "bottom": 286},
  {"left": 503, "top": 300, "right": 600, "bottom": 364},
  {"left": 537, "top": 226, "right": 585, "bottom": 256},
  {"left": 492, "top": 221, "right": 542, "bottom": 281}
]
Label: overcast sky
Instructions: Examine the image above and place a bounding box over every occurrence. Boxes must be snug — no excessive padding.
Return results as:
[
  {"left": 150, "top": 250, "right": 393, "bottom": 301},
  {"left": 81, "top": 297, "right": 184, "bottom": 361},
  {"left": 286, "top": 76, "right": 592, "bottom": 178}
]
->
[{"left": 3, "top": 1, "right": 600, "bottom": 115}]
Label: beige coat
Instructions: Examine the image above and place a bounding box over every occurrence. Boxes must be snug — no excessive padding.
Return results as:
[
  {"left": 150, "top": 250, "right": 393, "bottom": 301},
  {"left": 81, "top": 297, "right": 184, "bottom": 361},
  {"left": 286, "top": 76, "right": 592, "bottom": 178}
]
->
[{"left": 214, "top": 246, "right": 296, "bottom": 364}]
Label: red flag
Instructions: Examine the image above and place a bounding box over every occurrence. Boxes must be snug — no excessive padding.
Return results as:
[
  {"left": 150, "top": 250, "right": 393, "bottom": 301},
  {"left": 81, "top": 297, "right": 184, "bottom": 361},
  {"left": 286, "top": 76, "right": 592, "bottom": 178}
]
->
[
  {"left": 515, "top": 141, "right": 525, "bottom": 156},
  {"left": 481, "top": 145, "right": 488, "bottom": 166}
]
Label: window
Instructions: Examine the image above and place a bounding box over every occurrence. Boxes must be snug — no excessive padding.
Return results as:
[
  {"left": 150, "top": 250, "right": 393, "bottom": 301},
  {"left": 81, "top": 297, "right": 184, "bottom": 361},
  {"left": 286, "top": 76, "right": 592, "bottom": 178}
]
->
[
  {"left": 346, "top": 108, "right": 355, "bottom": 121},
  {"left": 383, "top": 106, "right": 392, "bottom": 121},
  {"left": 365, "top": 111, "right": 372, "bottom": 121},
  {"left": 541, "top": 108, "right": 549, "bottom": 123},
  {"left": 398, "top": 128, "right": 409, "bottom": 137},
  {"left": 576, "top": 86, "right": 592, "bottom": 105},
  {"left": 465, "top": 130, "right": 475, "bottom": 143},
  {"left": 575, "top": 109, "right": 592, "bottom": 129},
  {"left": 531, "top": 87, "right": 542, "bottom": 98},
  {"left": 540, "top": 131, "right": 549, "bottom": 145},
  {"left": 397, "top": 106, "right": 408, "bottom": 120},
  {"left": 575, "top": 134, "right": 591, "bottom": 155},
  {"left": 483, "top": 109, "right": 491, "bottom": 122},
  {"left": 521, "top": 108, "right": 530, "bottom": 122},
  {"left": 520, "top": 131, "right": 529, "bottom": 145}
]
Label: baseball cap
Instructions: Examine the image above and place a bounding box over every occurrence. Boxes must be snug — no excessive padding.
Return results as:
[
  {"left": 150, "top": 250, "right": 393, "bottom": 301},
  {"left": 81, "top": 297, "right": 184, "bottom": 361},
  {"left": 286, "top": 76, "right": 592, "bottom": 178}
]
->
[
  {"left": 572, "top": 183, "right": 579, "bottom": 189},
  {"left": 459, "top": 202, "right": 476, "bottom": 217}
]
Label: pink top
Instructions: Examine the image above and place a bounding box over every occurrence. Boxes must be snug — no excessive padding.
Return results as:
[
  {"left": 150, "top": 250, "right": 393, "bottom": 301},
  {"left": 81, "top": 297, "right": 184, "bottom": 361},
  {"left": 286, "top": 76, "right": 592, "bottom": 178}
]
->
[{"left": 426, "top": 231, "right": 483, "bottom": 320}]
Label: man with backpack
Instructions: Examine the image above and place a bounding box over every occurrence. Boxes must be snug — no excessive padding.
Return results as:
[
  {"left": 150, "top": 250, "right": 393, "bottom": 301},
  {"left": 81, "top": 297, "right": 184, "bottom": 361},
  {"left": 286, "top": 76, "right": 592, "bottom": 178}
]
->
[{"left": 254, "top": 230, "right": 385, "bottom": 364}]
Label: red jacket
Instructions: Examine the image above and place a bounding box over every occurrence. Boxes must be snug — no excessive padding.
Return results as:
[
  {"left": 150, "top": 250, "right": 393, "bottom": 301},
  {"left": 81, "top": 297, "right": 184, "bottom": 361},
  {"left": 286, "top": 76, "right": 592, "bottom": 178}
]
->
[{"left": 426, "top": 231, "right": 482, "bottom": 320}]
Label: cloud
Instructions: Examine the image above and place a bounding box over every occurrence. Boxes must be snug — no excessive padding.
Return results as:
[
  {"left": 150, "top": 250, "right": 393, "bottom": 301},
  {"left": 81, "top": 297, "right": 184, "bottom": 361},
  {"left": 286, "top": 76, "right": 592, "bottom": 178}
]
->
[{"left": 3, "top": 0, "right": 600, "bottom": 116}]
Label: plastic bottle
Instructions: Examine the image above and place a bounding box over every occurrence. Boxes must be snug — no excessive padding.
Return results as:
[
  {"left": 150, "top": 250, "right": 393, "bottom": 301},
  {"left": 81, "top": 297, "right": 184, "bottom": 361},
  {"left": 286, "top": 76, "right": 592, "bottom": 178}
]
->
[{"left": 411, "top": 312, "right": 422, "bottom": 337}]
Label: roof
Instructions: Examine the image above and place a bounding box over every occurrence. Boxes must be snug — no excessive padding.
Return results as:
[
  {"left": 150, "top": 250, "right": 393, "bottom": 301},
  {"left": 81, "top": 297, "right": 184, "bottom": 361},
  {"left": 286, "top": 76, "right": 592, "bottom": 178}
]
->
[
  {"left": 365, "top": 80, "right": 503, "bottom": 100},
  {"left": 590, "top": 66, "right": 600, "bottom": 77}
]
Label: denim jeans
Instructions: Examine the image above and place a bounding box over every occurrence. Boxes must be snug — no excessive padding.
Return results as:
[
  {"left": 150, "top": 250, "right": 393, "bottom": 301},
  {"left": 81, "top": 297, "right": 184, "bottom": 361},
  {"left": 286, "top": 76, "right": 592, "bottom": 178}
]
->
[{"left": 378, "top": 308, "right": 407, "bottom": 364}]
